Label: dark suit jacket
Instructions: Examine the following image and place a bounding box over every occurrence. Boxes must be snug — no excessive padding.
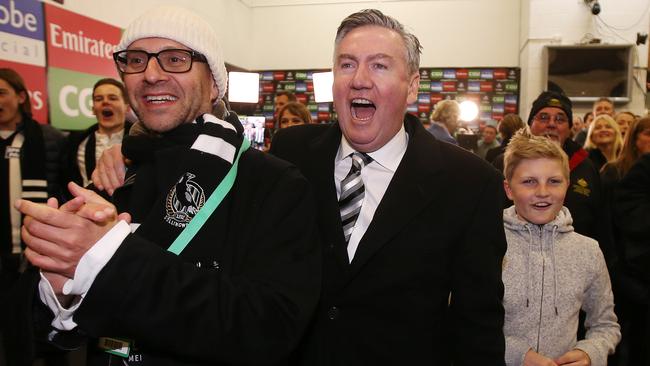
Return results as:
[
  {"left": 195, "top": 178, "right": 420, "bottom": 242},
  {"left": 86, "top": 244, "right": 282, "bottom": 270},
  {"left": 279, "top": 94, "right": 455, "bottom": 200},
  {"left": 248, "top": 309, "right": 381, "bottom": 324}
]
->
[{"left": 271, "top": 114, "right": 507, "bottom": 365}]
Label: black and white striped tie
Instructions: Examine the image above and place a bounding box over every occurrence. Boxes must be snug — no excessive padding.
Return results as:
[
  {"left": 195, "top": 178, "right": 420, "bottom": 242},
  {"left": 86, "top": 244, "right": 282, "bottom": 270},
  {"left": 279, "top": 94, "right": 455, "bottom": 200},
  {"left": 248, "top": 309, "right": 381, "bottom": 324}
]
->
[{"left": 339, "top": 152, "right": 372, "bottom": 244}]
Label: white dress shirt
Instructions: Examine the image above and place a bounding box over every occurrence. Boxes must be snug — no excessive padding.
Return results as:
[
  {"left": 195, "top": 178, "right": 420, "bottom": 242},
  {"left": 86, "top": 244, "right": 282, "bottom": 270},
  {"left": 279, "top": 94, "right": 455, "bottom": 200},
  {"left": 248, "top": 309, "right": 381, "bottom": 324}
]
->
[{"left": 334, "top": 125, "right": 408, "bottom": 262}]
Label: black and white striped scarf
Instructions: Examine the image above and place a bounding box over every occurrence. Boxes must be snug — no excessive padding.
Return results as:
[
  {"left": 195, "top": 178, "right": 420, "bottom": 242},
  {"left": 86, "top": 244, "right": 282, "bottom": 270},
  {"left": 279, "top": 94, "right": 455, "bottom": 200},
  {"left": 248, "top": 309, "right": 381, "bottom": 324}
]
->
[{"left": 116, "top": 112, "right": 245, "bottom": 246}]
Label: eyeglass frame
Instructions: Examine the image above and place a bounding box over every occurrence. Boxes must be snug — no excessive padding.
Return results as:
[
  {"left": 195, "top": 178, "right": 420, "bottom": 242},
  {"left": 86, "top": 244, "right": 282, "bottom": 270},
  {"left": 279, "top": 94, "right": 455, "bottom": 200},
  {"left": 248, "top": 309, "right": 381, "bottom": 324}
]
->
[
  {"left": 112, "top": 49, "right": 208, "bottom": 74},
  {"left": 533, "top": 111, "right": 569, "bottom": 125}
]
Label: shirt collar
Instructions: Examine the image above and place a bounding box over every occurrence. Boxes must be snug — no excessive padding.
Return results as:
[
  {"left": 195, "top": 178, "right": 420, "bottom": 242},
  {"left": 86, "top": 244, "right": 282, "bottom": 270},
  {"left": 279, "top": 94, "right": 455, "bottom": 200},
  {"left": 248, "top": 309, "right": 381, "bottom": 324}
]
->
[{"left": 336, "top": 124, "right": 408, "bottom": 172}]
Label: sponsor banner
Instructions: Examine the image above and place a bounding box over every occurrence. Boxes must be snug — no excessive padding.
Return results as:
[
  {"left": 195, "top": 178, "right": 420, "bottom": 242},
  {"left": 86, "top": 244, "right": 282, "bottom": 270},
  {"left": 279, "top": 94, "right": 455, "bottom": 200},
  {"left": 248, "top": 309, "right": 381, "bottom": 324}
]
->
[
  {"left": 505, "top": 104, "right": 517, "bottom": 113},
  {"left": 0, "top": 0, "right": 44, "bottom": 40},
  {"left": 480, "top": 111, "right": 492, "bottom": 121},
  {"left": 443, "top": 69, "right": 456, "bottom": 79},
  {"left": 306, "top": 71, "right": 313, "bottom": 80},
  {"left": 419, "top": 81, "right": 430, "bottom": 92},
  {"left": 261, "top": 72, "right": 273, "bottom": 81},
  {"left": 273, "top": 71, "right": 285, "bottom": 81},
  {"left": 296, "top": 94, "right": 307, "bottom": 104},
  {"left": 456, "top": 81, "right": 466, "bottom": 92},
  {"left": 0, "top": 31, "right": 45, "bottom": 66},
  {"left": 417, "top": 104, "right": 430, "bottom": 114},
  {"left": 417, "top": 93, "right": 429, "bottom": 104},
  {"left": 468, "top": 81, "right": 480, "bottom": 92},
  {"left": 492, "top": 111, "right": 503, "bottom": 120},
  {"left": 494, "top": 69, "right": 507, "bottom": 79},
  {"left": 418, "top": 111, "right": 428, "bottom": 120},
  {"left": 419, "top": 69, "right": 429, "bottom": 80},
  {"left": 317, "top": 111, "right": 330, "bottom": 121},
  {"left": 295, "top": 71, "right": 307, "bottom": 80},
  {"left": 263, "top": 111, "right": 273, "bottom": 121},
  {"left": 480, "top": 81, "right": 493, "bottom": 92},
  {"left": 430, "top": 95, "right": 444, "bottom": 105},
  {"left": 45, "top": 3, "right": 120, "bottom": 77},
  {"left": 495, "top": 82, "right": 504, "bottom": 92},
  {"left": 430, "top": 69, "right": 443, "bottom": 79},
  {"left": 468, "top": 70, "right": 481, "bottom": 79},
  {"left": 317, "top": 103, "right": 330, "bottom": 112},
  {"left": 295, "top": 82, "right": 307, "bottom": 92},
  {"left": 431, "top": 81, "right": 442, "bottom": 92},
  {"left": 492, "top": 104, "right": 504, "bottom": 113},
  {"left": 261, "top": 82, "right": 274, "bottom": 92},
  {"left": 308, "top": 103, "right": 318, "bottom": 112},
  {"left": 480, "top": 104, "right": 492, "bottom": 112},
  {"left": 505, "top": 82, "right": 518, "bottom": 91},
  {"left": 47, "top": 67, "right": 105, "bottom": 130},
  {"left": 310, "top": 112, "right": 317, "bottom": 121},
  {"left": 406, "top": 104, "right": 418, "bottom": 113},
  {"left": 0, "top": 59, "right": 47, "bottom": 123},
  {"left": 492, "top": 95, "right": 505, "bottom": 103},
  {"left": 285, "top": 71, "right": 294, "bottom": 81},
  {"left": 262, "top": 104, "right": 274, "bottom": 112},
  {"left": 505, "top": 95, "right": 518, "bottom": 104},
  {"left": 442, "top": 81, "right": 456, "bottom": 92},
  {"left": 283, "top": 82, "right": 296, "bottom": 91},
  {"left": 508, "top": 69, "right": 517, "bottom": 79},
  {"left": 306, "top": 81, "right": 313, "bottom": 92},
  {"left": 456, "top": 69, "right": 468, "bottom": 79},
  {"left": 480, "top": 69, "right": 494, "bottom": 79}
]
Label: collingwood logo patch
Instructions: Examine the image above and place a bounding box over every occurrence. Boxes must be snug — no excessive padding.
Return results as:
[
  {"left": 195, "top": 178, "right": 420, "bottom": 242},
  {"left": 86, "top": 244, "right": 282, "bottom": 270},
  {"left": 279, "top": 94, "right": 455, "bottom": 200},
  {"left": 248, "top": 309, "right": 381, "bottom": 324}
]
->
[{"left": 165, "top": 172, "right": 206, "bottom": 227}]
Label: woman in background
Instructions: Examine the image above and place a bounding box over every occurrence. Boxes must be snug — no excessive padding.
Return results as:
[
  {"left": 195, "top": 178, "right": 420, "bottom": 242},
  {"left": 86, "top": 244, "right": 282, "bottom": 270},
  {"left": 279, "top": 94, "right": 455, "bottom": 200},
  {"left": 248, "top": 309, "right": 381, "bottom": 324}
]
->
[
  {"left": 584, "top": 114, "right": 623, "bottom": 172},
  {"left": 601, "top": 117, "right": 650, "bottom": 366},
  {"left": 276, "top": 102, "right": 312, "bottom": 130}
]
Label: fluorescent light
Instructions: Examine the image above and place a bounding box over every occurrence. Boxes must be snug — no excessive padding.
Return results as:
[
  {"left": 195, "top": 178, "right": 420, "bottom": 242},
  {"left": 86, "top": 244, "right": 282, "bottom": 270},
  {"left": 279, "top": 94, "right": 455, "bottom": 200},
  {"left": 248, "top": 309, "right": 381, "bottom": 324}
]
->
[
  {"left": 459, "top": 100, "right": 479, "bottom": 122},
  {"left": 313, "top": 71, "right": 333, "bottom": 103},
  {"left": 228, "top": 72, "right": 259, "bottom": 103}
]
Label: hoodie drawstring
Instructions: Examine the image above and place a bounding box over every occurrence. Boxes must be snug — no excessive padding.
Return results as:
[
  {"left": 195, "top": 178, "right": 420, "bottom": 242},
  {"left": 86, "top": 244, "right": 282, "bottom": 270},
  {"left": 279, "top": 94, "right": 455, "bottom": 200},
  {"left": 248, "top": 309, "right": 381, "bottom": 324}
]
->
[
  {"left": 550, "top": 225, "right": 559, "bottom": 316},
  {"left": 525, "top": 225, "right": 533, "bottom": 308}
]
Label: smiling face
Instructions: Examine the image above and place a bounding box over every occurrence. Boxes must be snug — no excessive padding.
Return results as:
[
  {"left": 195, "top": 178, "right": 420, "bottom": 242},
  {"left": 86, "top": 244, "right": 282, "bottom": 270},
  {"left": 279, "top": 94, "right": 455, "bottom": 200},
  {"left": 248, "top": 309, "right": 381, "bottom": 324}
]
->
[
  {"left": 590, "top": 118, "right": 616, "bottom": 147},
  {"left": 0, "top": 78, "right": 26, "bottom": 131},
  {"left": 92, "top": 84, "right": 129, "bottom": 135},
  {"left": 122, "top": 37, "right": 218, "bottom": 133},
  {"left": 333, "top": 25, "right": 419, "bottom": 153},
  {"left": 529, "top": 107, "right": 571, "bottom": 145},
  {"left": 504, "top": 158, "right": 568, "bottom": 225}
]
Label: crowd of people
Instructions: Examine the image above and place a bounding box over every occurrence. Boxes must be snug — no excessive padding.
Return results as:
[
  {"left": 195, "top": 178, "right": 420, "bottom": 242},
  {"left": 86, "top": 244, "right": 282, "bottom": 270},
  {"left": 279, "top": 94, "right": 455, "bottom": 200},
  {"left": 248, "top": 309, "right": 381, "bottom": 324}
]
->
[{"left": 0, "top": 5, "right": 648, "bottom": 366}]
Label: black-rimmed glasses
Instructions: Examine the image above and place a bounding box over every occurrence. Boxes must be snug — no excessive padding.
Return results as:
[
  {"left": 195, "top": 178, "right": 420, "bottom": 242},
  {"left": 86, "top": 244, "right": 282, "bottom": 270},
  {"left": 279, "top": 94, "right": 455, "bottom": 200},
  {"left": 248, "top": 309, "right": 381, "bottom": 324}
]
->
[{"left": 113, "top": 49, "right": 208, "bottom": 74}]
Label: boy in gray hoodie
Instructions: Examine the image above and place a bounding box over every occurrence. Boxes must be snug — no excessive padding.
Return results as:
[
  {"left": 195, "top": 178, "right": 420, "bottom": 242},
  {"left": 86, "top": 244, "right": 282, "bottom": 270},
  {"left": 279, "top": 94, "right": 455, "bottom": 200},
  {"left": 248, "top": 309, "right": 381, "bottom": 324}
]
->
[{"left": 502, "top": 129, "right": 620, "bottom": 366}]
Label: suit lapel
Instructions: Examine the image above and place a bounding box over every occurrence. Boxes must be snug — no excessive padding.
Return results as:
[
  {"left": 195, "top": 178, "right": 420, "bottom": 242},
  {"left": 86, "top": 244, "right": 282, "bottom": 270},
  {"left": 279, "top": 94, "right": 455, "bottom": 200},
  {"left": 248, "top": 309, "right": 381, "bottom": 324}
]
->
[{"left": 348, "top": 117, "right": 447, "bottom": 279}]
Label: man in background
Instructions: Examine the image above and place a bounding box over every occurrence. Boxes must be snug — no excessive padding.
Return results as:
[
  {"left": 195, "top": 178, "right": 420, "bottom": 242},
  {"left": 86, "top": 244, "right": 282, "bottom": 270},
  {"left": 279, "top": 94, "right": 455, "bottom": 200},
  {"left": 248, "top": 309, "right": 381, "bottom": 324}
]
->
[{"left": 61, "top": 78, "right": 132, "bottom": 188}]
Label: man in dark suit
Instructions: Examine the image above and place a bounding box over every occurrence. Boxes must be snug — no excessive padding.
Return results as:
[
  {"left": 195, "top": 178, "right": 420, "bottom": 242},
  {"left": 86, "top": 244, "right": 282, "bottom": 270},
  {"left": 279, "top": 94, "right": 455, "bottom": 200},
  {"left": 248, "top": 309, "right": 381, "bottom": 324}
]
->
[{"left": 271, "top": 9, "right": 506, "bottom": 366}]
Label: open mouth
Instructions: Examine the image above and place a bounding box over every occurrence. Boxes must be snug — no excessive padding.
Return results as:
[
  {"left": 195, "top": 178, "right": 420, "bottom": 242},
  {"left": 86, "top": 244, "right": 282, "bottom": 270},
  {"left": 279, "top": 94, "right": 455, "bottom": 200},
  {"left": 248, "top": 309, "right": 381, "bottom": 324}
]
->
[
  {"left": 351, "top": 98, "right": 376, "bottom": 121},
  {"left": 101, "top": 109, "right": 114, "bottom": 118}
]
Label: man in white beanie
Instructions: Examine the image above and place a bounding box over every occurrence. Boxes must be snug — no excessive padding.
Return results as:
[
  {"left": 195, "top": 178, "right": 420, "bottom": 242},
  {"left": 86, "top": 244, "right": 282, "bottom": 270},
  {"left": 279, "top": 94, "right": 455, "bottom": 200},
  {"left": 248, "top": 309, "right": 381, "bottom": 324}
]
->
[{"left": 5, "top": 6, "right": 320, "bottom": 366}]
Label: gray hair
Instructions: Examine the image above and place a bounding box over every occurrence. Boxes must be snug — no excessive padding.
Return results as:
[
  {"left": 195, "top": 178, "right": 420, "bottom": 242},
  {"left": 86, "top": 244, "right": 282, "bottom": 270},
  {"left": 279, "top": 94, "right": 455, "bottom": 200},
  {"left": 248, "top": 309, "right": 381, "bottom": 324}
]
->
[{"left": 334, "top": 9, "right": 422, "bottom": 75}]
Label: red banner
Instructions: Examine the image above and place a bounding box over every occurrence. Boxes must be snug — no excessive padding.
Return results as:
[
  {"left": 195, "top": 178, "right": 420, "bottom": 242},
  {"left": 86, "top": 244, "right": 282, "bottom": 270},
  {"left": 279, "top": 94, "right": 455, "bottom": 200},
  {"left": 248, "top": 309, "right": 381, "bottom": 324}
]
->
[{"left": 0, "top": 59, "right": 48, "bottom": 124}]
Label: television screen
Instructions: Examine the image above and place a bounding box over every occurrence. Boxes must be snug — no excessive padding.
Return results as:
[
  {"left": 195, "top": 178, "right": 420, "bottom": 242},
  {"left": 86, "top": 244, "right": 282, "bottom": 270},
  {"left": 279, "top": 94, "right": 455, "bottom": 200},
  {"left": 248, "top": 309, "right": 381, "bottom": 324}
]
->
[
  {"left": 239, "top": 116, "right": 266, "bottom": 150},
  {"left": 544, "top": 45, "right": 633, "bottom": 103}
]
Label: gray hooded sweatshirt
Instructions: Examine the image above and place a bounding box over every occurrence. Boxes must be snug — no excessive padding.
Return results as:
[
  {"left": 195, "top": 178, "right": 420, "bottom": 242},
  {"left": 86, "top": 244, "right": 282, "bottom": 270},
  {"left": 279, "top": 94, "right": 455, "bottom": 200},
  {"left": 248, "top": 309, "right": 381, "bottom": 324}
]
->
[{"left": 503, "top": 206, "right": 620, "bottom": 366}]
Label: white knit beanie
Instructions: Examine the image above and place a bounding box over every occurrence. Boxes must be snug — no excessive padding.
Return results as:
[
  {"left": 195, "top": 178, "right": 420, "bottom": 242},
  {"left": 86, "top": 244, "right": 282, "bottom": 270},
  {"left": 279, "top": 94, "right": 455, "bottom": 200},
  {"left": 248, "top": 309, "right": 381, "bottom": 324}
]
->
[{"left": 118, "top": 6, "right": 228, "bottom": 100}]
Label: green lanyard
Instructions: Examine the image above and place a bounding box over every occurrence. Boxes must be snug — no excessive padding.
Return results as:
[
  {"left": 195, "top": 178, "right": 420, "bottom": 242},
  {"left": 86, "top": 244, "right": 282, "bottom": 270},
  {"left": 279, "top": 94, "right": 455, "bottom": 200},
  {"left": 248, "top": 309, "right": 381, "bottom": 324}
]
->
[{"left": 167, "top": 137, "right": 251, "bottom": 255}]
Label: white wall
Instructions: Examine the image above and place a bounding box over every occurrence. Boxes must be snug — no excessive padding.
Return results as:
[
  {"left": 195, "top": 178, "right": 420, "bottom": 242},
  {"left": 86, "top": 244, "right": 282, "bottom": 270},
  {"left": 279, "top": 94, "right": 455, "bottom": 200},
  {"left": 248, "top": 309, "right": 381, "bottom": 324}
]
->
[
  {"left": 43, "top": 0, "right": 650, "bottom": 116},
  {"left": 521, "top": 0, "right": 649, "bottom": 118},
  {"left": 248, "top": 0, "right": 521, "bottom": 70}
]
